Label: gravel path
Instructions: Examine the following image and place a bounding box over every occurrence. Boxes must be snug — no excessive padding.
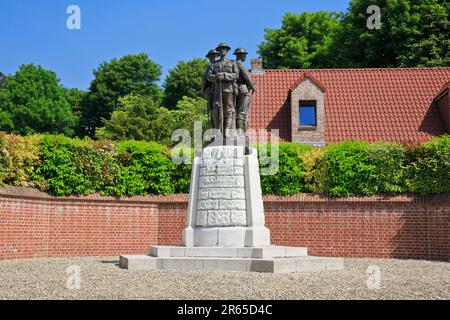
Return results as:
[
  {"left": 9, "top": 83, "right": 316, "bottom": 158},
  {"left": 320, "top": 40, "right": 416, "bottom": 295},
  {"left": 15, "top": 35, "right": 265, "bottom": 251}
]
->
[{"left": 0, "top": 257, "right": 448, "bottom": 300}]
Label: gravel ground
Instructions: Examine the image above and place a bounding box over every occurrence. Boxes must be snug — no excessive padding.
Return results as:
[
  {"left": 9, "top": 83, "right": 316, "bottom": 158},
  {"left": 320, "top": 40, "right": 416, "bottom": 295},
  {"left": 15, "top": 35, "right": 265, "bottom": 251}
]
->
[{"left": 0, "top": 257, "right": 448, "bottom": 300}]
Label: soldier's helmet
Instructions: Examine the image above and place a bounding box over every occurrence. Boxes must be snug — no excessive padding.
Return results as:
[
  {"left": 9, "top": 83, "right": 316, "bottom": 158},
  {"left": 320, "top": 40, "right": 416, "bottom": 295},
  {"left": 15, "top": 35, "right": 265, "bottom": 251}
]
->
[
  {"left": 216, "top": 43, "right": 232, "bottom": 52},
  {"left": 205, "top": 49, "right": 220, "bottom": 58},
  {"left": 233, "top": 48, "right": 248, "bottom": 55}
]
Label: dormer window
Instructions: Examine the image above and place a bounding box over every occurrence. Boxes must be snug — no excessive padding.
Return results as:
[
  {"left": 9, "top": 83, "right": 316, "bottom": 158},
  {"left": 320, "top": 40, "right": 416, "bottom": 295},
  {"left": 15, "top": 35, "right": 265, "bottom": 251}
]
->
[
  {"left": 290, "top": 74, "right": 325, "bottom": 145},
  {"left": 299, "top": 101, "right": 317, "bottom": 127}
]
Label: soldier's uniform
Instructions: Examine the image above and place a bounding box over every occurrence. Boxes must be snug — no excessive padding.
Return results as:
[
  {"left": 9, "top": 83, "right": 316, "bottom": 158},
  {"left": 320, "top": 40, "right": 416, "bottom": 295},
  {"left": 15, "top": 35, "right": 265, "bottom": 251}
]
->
[
  {"left": 203, "top": 50, "right": 219, "bottom": 129},
  {"left": 207, "top": 44, "right": 239, "bottom": 134},
  {"left": 234, "top": 52, "right": 256, "bottom": 131}
]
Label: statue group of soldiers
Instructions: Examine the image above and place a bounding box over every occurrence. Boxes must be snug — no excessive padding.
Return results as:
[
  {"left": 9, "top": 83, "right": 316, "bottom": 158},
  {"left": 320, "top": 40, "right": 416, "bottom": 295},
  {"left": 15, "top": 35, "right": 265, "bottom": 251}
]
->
[{"left": 202, "top": 43, "right": 257, "bottom": 139}]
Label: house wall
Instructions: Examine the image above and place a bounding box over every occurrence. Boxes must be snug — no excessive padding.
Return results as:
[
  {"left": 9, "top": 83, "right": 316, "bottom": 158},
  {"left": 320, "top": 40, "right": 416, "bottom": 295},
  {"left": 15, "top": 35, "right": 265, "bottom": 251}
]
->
[
  {"left": 290, "top": 78, "right": 326, "bottom": 146},
  {"left": 1, "top": 188, "right": 448, "bottom": 261}
]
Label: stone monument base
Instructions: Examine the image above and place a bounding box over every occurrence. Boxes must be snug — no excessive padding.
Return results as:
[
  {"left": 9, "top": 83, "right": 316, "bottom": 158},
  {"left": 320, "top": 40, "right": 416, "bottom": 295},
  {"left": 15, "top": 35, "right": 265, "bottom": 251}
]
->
[
  {"left": 182, "top": 146, "right": 272, "bottom": 248},
  {"left": 119, "top": 246, "right": 344, "bottom": 273},
  {"left": 183, "top": 226, "right": 271, "bottom": 248},
  {"left": 119, "top": 145, "right": 344, "bottom": 273}
]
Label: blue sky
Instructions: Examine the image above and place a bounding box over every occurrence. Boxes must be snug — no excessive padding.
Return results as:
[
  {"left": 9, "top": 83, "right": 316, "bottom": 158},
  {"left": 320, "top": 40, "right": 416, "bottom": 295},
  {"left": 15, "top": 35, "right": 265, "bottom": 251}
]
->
[{"left": 0, "top": 0, "right": 350, "bottom": 90}]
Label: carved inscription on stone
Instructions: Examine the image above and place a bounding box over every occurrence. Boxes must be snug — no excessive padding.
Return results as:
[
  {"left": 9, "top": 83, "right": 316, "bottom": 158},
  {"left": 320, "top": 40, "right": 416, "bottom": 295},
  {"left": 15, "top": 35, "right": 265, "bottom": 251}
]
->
[{"left": 196, "top": 146, "right": 247, "bottom": 227}]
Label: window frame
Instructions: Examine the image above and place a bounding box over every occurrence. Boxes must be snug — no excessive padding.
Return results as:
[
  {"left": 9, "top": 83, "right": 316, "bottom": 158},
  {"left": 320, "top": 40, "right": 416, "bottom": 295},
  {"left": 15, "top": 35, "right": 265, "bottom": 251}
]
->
[{"left": 299, "top": 100, "right": 318, "bottom": 129}]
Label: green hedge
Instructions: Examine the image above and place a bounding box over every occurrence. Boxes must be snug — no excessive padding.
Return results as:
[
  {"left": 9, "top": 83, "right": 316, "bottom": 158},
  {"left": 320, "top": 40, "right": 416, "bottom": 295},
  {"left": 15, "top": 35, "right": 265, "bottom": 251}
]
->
[
  {"left": 0, "top": 133, "right": 43, "bottom": 187},
  {"left": 0, "top": 133, "right": 449, "bottom": 197},
  {"left": 405, "top": 136, "right": 450, "bottom": 195},
  {"left": 258, "top": 142, "right": 312, "bottom": 195},
  {"left": 322, "top": 141, "right": 407, "bottom": 197},
  {"left": 33, "top": 136, "right": 190, "bottom": 196},
  {"left": 35, "top": 135, "right": 122, "bottom": 196},
  {"left": 0, "top": 134, "right": 8, "bottom": 182},
  {"left": 257, "top": 138, "right": 449, "bottom": 197},
  {"left": 115, "top": 140, "right": 178, "bottom": 196}
]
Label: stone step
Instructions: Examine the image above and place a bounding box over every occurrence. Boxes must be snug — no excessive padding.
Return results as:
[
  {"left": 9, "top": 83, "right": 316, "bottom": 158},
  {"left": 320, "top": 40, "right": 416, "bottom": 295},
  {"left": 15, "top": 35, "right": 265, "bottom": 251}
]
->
[
  {"left": 119, "top": 255, "right": 344, "bottom": 274},
  {"left": 150, "top": 246, "right": 308, "bottom": 259}
]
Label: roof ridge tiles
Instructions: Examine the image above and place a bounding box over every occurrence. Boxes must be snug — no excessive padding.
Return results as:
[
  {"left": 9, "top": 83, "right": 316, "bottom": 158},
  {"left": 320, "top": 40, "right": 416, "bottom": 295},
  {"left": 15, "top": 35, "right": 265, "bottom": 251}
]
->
[{"left": 263, "top": 67, "right": 450, "bottom": 72}]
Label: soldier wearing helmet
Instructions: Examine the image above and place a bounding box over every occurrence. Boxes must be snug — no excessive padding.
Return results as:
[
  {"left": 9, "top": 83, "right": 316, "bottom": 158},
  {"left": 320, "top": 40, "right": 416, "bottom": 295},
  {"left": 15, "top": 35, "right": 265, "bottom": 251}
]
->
[
  {"left": 207, "top": 43, "right": 240, "bottom": 136},
  {"left": 203, "top": 49, "right": 220, "bottom": 128},
  {"left": 233, "top": 48, "right": 256, "bottom": 132}
]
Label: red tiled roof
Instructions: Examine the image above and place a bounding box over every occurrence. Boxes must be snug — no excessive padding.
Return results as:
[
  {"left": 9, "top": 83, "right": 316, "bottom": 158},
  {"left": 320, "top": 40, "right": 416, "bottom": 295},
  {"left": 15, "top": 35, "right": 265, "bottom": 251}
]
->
[
  {"left": 288, "top": 72, "right": 327, "bottom": 92},
  {"left": 435, "top": 81, "right": 450, "bottom": 101},
  {"left": 249, "top": 68, "right": 450, "bottom": 144}
]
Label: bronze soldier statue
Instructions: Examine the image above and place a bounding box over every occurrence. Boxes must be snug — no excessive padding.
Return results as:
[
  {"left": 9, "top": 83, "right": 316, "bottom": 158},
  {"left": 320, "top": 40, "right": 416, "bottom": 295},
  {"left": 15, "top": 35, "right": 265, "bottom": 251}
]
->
[
  {"left": 202, "top": 49, "right": 220, "bottom": 128},
  {"left": 233, "top": 48, "right": 256, "bottom": 132},
  {"left": 207, "top": 43, "right": 239, "bottom": 136}
]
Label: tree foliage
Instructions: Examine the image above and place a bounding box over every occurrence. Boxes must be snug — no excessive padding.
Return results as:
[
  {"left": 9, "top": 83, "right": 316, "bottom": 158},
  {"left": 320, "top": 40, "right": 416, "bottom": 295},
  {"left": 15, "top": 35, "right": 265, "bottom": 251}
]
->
[
  {"left": 0, "top": 72, "right": 6, "bottom": 88},
  {"left": 163, "top": 58, "right": 209, "bottom": 109},
  {"left": 258, "top": 12, "right": 342, "bottom": 69},
  {"left": 259, "top": 0, "right": 449, "bottom": 68},
  {"left": 65, "top": 88, "right": 88, "bottom": 136},
  {"left": 332, "top": 0, "right": 450, "bottom": 68},
  {"left": 0, "top": 64, "right": 77, "bottom": 136},
  {"left": 172, "top": 96, "right": 208, "bottom": 137},
  {"left": 81, "top": 53, "right": 163, "bottom": 136},
  {"left": 96, "top": 94, "right": 174, "bottom": 145}
]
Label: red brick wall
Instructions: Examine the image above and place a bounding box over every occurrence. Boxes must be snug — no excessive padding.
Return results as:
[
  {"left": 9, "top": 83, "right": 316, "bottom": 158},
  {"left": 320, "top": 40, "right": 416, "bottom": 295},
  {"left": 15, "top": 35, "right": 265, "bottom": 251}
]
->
[
  {"left": 0, "top": 188, "right": 159, "bottom": 260},
  {"left": 264, "top": 196, "right": 449, "bottom": 260},
  {"left": 157, "top": 203, "right": 186, "bottom": 246},
  {"left": 0, "top": 187, "right": 449, "bottom": 261}
]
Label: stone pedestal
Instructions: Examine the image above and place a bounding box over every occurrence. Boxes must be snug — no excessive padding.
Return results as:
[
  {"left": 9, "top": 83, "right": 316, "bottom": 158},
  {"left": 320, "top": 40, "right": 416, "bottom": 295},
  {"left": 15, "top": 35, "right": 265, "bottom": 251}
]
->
[
  {"left": 183, "top": 146, "right": 270, "bottom": 248},
  {"left": 120, "top": 145, "right": 344, "bottom": 273}
]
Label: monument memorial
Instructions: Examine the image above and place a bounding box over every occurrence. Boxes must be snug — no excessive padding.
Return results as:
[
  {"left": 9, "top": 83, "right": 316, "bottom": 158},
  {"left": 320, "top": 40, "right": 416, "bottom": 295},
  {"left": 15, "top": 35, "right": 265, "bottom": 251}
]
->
[{"left": 119, "top": 43, "right": 344, "bottom": 273}]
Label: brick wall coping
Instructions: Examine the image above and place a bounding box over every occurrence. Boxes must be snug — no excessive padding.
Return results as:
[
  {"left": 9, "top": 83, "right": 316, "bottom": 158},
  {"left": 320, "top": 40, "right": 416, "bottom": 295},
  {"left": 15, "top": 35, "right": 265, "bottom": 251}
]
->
[
  {"left": 263, "top": 193, "right": 450, "bottom": 204},
  {"left": 0, "top": 186, "right": 449, "bottom": 205}
]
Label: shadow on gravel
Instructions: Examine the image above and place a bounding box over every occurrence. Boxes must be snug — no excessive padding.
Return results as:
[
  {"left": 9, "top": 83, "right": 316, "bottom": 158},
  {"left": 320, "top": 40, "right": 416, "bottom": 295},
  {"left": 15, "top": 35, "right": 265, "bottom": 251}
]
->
[{"left": 101, "top": 260, "right": 120, "bottom": 267}]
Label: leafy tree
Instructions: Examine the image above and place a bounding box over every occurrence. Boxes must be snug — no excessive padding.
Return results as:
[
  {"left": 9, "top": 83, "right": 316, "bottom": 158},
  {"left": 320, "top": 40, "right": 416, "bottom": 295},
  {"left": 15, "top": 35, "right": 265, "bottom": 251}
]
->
[
  {"left": 96, "top": 94, "right": 174, "bottom": 145},
  {"left": 163, "top": 58, "right": 209, "bottom": 109},
  {"left": 258, "top": 11, "right": 342, "bottom": 69},
  {"left": 0, "top": 72, "right": 6, "bottom": 88},
  {"left": 172, "top": 96, "right": 208, "bottom": 137},
  {"left": 81, "top": 53, "right": 163, "bottom": 136},
  {"left": 332, "top": 0, "right": 449, "bottom": 67},
  {"left": 0, "top": 64, "right": 77, "bottom": 136},
  {"left": 259, "top": 1, "right": 449, "bottom": 69},
  {"left": 66, "top": 88, "right": 87, "bottom": 117},
  {"left": 0, "top": 73, "right": 10, "bottom": 131},
  {"left": 396, "top": 0, "right": 450, "bottom": 66},
  {"left": 65, "top": 88, "right": 88, "bottom": 136}
]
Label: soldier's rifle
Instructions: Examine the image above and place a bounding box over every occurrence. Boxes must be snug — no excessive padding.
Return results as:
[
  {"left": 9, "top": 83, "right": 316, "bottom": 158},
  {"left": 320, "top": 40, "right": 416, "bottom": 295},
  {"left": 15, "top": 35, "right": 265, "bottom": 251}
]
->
[
  {"left": 246, "top": 88, "right": 255, "bottom": 129},
  {"left": 218, "top": 76, "right": 224, "bottom": 138}
]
